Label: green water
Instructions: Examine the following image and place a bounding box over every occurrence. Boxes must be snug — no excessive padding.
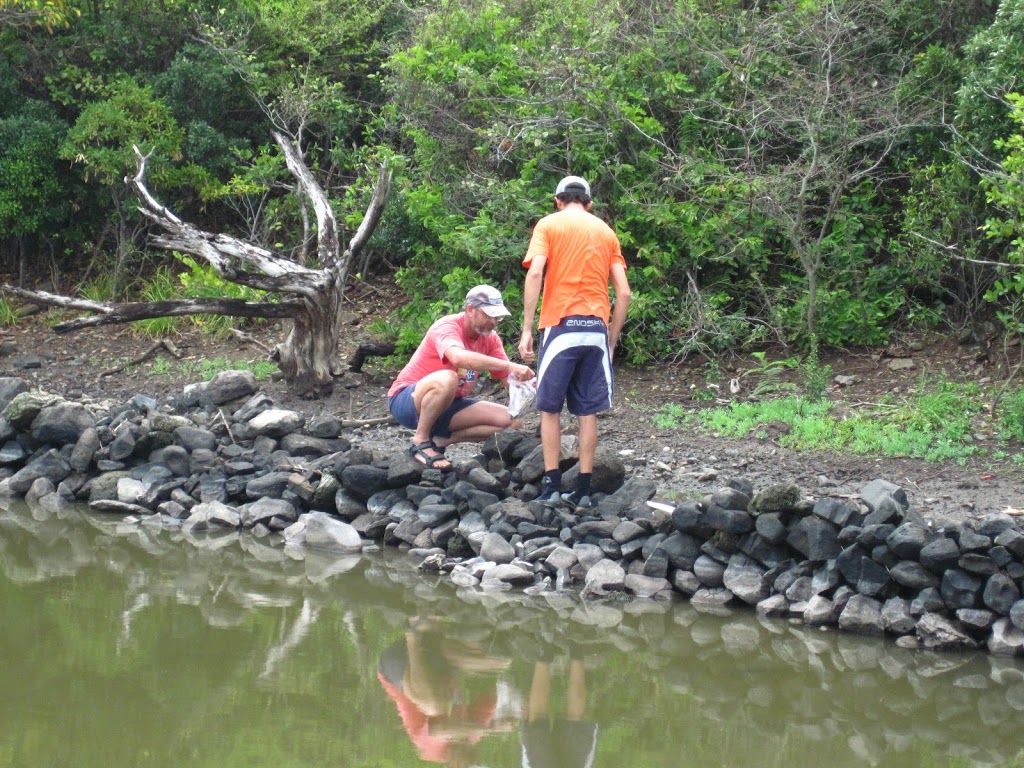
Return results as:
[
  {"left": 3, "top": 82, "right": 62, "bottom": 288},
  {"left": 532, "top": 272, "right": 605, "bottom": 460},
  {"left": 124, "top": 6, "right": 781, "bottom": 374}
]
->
[{"left": 2, "top": 500, "right": 1023, "bottom": 768}]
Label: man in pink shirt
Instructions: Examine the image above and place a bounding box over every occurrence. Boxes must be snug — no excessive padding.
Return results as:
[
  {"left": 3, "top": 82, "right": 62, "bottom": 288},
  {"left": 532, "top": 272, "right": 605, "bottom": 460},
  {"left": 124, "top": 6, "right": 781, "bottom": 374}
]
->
[{"left": 388, "top": 285, "right": 534, "bottom": 471}]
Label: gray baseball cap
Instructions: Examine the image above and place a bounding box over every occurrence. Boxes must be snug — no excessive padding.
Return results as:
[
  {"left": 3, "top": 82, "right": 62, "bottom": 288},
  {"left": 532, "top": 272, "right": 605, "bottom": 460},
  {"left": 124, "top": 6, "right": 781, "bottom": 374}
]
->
[{"left": 465, "top": 284, "right": 511, "bottom": 317}]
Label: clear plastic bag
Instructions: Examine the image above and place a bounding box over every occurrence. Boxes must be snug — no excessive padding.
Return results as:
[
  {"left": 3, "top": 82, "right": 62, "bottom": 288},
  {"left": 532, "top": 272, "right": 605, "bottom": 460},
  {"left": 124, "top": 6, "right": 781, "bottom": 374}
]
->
[{"left": 507, "top": 373, "right": 538, "bottom": 418}]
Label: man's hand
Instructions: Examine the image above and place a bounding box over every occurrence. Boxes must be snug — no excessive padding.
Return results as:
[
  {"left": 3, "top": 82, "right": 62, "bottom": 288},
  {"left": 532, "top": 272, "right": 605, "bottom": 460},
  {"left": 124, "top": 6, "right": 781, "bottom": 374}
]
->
[
  {"left": 518, "top": 330, "right": 535, "bottom": 363},
  {"left": 510, "top": 362, "right": 534, "bottom": 380}
]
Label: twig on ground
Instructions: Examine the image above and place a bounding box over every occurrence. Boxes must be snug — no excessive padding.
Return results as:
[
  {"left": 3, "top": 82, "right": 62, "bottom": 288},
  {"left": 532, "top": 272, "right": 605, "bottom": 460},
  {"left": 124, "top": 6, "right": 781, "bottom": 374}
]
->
[
  {"left": 218, "top": 408, "right": 236, "bottom": 444},
  {"left": 100, "top": 339, "right": 182, "bottom": 376},
  {"left": 229, "top": 328, "right": 275, "bottom": 355}
]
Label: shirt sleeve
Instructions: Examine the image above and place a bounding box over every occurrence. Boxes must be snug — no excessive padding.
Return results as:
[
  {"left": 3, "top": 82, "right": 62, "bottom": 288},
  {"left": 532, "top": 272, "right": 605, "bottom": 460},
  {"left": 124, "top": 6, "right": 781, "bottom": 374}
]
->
[
  {"left": 430, "top": 316, "right": 466, "bottom": 363},
  {"left": 523, "top": 219, "right": 549, "bottom": 268}
]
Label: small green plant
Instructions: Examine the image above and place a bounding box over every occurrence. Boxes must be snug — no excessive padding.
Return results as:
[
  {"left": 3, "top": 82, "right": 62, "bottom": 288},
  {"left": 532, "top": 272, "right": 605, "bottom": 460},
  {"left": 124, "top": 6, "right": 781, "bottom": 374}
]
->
[
  {"left": 800, "top": 337, "right": 833, "bottom": 400},
  {"left": 999, "top": 388, "right": 1024, "bottom": 442},
  {"left": 134, "top": 266, "right": 184, "bottom": 338},
  {"left": 652, "top": 402, "right": 688, "bottom": 429},
  {"left": 0, "top": 296, "right": 19, "bottom": 326},
  {"left": 78, "top": 273, "right": 117, "bottom": 303},
  {"left": 742, "top": 350, "right": 800, "bottom": 398}
]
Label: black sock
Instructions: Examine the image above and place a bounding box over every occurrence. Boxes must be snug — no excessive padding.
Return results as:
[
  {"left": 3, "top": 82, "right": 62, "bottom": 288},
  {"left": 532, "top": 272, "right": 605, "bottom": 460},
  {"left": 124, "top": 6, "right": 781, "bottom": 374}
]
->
[
  {"left": 542, "top": 469, "right": 561, "bottom": 494},
  {"left": 576, "top": 473, "right": 592, "bottom": 496}
]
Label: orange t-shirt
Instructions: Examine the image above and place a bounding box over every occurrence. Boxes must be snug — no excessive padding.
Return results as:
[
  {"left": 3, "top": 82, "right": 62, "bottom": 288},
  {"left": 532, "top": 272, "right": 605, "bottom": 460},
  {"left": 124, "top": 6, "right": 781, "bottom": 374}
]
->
[{"left": 523, "top": 206, "right": 626, "bottom": 330}]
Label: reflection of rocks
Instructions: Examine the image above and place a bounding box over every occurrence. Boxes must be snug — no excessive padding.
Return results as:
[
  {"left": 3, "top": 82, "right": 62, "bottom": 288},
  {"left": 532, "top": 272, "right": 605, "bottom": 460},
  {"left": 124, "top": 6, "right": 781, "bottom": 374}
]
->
[
  {"left": 5, "top": 498, "right": 1024, "bottom": 766},
  {"left": 1, "top": 373, "right": 1024, "bottom": 658}
]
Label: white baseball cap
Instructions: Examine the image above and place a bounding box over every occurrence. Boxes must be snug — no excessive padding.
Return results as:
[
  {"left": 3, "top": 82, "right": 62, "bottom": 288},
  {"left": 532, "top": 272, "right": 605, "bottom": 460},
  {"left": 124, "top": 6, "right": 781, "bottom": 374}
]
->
[
  {"left": 555, "top": 175, "right": 591, "bottom": 197},
  {"left": 465, "top": 284, "right": 511, "bottom": 317}
]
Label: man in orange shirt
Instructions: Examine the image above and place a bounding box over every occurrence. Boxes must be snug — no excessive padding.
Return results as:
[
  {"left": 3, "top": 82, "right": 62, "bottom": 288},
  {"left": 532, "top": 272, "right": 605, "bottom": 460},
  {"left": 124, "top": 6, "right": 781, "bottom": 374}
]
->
[{"left": 518, "top": 176, "right": 631, "bottom": 508}]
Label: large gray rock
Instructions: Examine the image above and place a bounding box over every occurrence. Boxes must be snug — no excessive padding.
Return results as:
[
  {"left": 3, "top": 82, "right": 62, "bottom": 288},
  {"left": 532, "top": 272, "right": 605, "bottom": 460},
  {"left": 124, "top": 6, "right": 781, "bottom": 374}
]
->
[
  {"left": 838, "top": 594, "right": 885, "bottom": 636},
  {"left": 916, "top": 612, "right": 979, "bottom": 651},
  {"left": 284, "top": 510, "right": 362, "bottom": 553},
  {"left": 989, "top": 617, "right": 1024, "bottom": 656},
  {"left": 9, "top": 449, "right": 71, "bottom": 494},
  {"left": 0, "top": 377, "right": 30, "bottom": 411},
  {"left": 200, "top": 370, "right": 258, "bottom": 406},
  {"left": 4, "top": 391, "right": 60, "bottom": 430},
  {"left": 31, "top": 402, "right": 95, "bottom": 444},
  {"left": 584, "top": 559, "right": 626, "bottom": 595},
  {"left": 722, "top": 558, "right": 769, "bottom": 605},
  {"left": 248, "top": 409, "right": 305, "bottom": 438},
  {"left": 480, "top": 532, "right": 516, "bottom": 564}
]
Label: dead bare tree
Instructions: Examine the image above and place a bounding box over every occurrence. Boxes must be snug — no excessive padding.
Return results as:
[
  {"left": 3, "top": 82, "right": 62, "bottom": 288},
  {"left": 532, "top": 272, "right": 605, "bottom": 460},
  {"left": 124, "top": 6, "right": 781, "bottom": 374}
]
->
[{"left": 3, "top": 132, "right": 392, "bottom": 398}]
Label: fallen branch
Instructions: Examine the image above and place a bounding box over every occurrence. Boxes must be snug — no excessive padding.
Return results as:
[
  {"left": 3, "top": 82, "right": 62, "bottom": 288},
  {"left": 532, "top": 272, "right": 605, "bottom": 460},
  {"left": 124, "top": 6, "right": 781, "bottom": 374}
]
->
[
  {"left": 101, "top": 339, "right": 181, "bottom": 376},
  {"left": 229, "top": 328, "right": 275, "bottom": 355}
]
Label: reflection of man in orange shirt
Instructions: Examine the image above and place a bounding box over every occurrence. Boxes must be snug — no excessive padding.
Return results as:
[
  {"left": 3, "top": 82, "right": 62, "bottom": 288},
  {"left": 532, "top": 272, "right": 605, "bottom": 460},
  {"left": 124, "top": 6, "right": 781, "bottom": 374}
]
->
[
  {"left": 518, "top": 176, "right": 632, "bottom": 510},
  {"left": 377, "top": 623, "right": 516, "bottom": 767}
]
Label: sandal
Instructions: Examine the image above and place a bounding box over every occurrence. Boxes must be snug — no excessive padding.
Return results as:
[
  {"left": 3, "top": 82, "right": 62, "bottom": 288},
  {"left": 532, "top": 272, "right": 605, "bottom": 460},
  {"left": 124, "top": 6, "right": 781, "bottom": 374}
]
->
[{"left": 407, "top": 440, "right": 451, "bottom": 471}]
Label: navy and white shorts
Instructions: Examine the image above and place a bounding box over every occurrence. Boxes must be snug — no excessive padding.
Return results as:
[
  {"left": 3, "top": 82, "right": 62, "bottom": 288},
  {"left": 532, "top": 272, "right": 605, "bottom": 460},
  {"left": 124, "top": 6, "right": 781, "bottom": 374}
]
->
[
  {"left": 387, "top": 384, "right": 478, "bottom": 439},
  {"left": 536, "top": 315, "right": 612, "bottom": 416}
]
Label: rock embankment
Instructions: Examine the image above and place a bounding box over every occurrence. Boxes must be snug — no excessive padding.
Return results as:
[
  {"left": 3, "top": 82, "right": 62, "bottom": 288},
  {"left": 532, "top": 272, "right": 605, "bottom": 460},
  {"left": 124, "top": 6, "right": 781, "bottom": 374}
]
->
[{"left": 1, "top": 370, "right": 1023, "bottom": 657}]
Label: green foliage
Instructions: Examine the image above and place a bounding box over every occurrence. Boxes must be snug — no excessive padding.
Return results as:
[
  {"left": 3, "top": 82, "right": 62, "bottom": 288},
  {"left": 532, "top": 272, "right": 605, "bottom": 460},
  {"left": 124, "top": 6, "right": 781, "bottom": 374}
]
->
[
  {"left": 148, "top": 354, "right": 278, "bottom": 381},
  {"left": 980, "top": 93, "right": 1024, "bottom": 332},
  {"left": 0, "top": 100, "right": 68, "bottom": 238},
  {"left": 692, "top": 378, "right": 988, "bottom": 463},
  {"left": 0, "top": 296, "right": 19, "bottom": 327},
  {"left": 799, "top": 340, "right": 833, "bottom": 400},
  {"left": 131, "top": 254, "right": 270, "bottom": 339},
  {"left": 999, "top": 387, "right": 1024, "bottom": 442},
  {"left": 59, "top": 77, "right": 186, "bottom": 188},
  {"left": 652, "top": 402, "right": 689, "bottom": 430},
  {"left": 133, "top": 266, "right": 184, "bottom": 338},
  {"left": 77, "top": 273, "right": 117, "bottom": 303}
]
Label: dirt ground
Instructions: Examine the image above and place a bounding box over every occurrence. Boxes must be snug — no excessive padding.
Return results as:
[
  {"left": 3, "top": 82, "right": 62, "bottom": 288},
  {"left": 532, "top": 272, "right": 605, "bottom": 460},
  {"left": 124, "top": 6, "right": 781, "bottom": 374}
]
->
[{"left": 3, "top": 289, "right": 1024, "bottom": 526}]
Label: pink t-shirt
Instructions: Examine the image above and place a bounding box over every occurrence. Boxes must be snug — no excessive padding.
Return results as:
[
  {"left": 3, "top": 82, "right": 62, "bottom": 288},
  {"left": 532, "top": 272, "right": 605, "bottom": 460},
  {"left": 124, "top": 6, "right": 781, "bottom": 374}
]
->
[{"left": 387, "top": 312, "right": 509, "bottom": 397}]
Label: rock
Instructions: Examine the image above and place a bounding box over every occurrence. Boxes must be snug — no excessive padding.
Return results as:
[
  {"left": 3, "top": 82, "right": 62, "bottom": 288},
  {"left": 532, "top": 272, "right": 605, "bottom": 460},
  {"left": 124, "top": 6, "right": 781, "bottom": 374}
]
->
[
  {"left": 989, "top": 618, "right": 1024, "bottom": 657},
  {"left": 748, "top": 482, "right": 800, "bottom": 515},
  {"left": 248, "top": 408, "right": 306, "bottom": 438},
  {"left": 284, "top": 511, "right": 362, "bottom": 553},
  {"left": 838, "top": 595, "right": 885, "bottom": 636},
  {"left": 199, "top": 370, "right": 258, "bottom": 406},
  {"left": 480, "top": 532, "right": 516, "bottom": 564},
  {"left": 584, "top": 559, "right": 626, "bottom": 595},
  {"left": 9, "top": 449, "right": 71, "bottom": 494},
  {"left": 31, "top": 402, "right": 95, "bottom": 444},
  {"left": 624, "top": 573, "right": 672, "bottom": 598},
  {"left": 916, "top": 613, "right": 979, "bottom": 651}
]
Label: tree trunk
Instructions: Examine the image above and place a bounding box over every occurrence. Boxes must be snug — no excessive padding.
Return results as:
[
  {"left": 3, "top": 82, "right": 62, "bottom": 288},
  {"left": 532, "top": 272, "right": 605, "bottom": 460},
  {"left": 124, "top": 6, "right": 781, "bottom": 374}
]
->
[{"left": 274, "top": 275, "right": 345, "bottom": 398}]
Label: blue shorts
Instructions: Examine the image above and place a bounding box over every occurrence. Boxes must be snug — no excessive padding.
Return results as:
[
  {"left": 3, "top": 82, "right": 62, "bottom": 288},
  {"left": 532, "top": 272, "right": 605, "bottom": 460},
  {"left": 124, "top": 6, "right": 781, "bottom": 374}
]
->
[
  {"left": 536, "top": 316, "right": 612, "bottom": 416},
  {"left": 387, "top": 384, "right": 478, "bottom": 439}
]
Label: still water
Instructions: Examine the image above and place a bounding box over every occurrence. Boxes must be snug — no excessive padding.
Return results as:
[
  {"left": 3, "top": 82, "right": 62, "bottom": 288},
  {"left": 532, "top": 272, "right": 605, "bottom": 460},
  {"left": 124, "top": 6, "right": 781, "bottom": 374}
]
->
[{"left": 2, "top": 501, "right": 1023, "bottom": 768}]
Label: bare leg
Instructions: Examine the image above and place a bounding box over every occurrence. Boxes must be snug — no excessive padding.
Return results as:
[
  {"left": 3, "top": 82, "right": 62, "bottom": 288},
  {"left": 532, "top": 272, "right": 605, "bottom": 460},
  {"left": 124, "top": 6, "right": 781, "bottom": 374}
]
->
[
  {"left": 436, "top": 401, "right": 522, "bottom": 448},
  {"left": 577, "top": 413, "right": 598, "bottom": 474},
  {"left": 566, "top": 658, "right": 586, "bottom": 721},
  {"left": 540, "top": 410, "right": 562, "bottom": 473},
  {"left": 408, "top": 370, "right": 459, "bottom": 467},
  {"left": 525, "top": 661, "right": 551, "bottom": 722}
]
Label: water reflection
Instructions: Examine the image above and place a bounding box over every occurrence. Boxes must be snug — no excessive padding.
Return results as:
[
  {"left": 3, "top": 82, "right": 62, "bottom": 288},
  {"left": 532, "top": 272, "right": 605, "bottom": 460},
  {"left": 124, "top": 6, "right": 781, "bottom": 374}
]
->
[
  {"left": 2, "top": 500, "right": 1024, "bottom": 767},
  {"left": 378, "top": 620, "right": 519, "bottom": 766}
]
